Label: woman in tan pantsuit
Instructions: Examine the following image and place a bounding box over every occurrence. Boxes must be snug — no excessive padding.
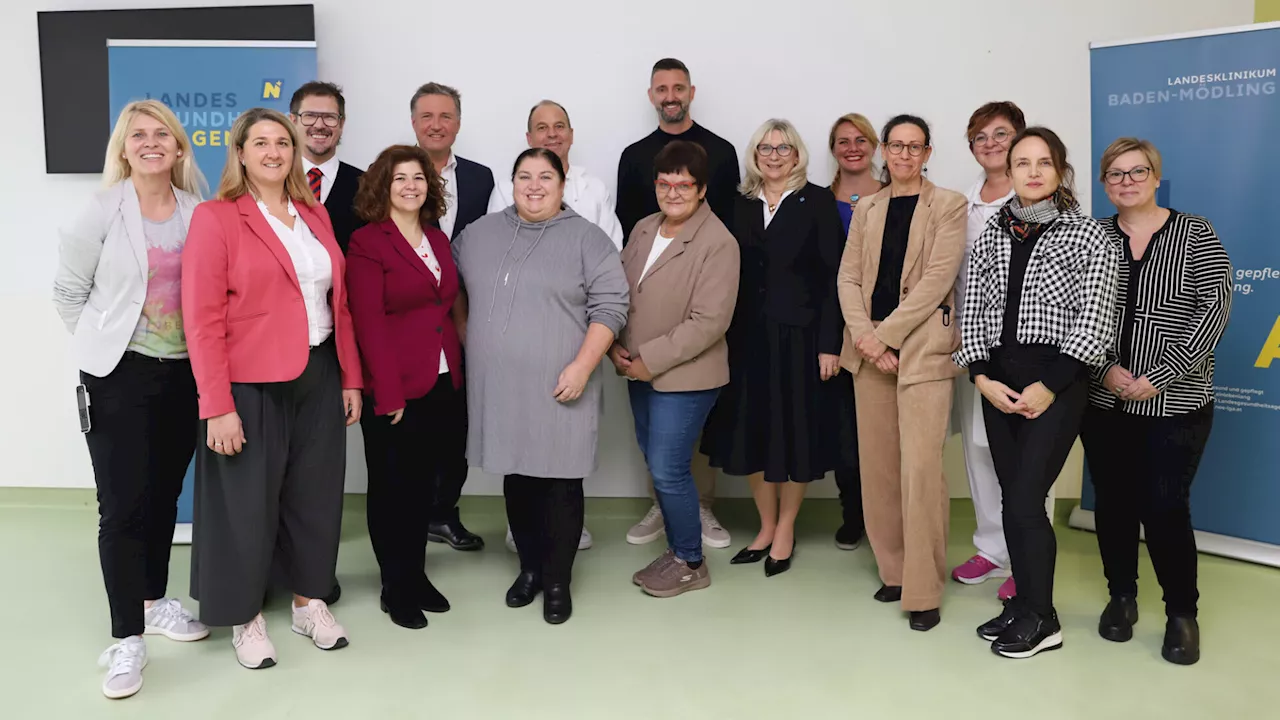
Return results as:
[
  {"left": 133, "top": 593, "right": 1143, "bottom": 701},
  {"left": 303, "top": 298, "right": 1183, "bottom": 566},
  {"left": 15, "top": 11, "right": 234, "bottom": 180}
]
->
[{"left": 837, "top": 114, "right": 966, "bottom": 631}]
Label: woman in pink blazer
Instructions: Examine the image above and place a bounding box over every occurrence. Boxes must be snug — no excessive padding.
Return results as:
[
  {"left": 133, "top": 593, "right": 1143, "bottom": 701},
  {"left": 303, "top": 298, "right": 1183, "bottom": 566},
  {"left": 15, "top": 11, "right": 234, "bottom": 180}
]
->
[
  {"left": 345, "top": 145, "right": 464, "bottom": 630},
  {"left": 181, "top": 108, "right": 362, "bottom": 671}
]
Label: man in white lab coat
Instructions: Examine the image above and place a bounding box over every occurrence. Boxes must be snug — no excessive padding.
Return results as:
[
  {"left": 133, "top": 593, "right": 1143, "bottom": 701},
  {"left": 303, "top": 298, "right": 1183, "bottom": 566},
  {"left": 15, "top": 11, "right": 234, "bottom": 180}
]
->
[{"left": 488, "top": 100, "right": 624, "bottom": 250}]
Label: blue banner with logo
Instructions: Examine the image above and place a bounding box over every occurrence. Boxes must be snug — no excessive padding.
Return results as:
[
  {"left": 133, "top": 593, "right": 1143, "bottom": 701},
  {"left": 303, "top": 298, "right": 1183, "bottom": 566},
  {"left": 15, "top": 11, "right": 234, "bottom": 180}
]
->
[
  {"left": 107, "top": 41, "right": 316, "bottom": 531},
  {"left": 1083, "top": 26, "right": 1280, "bottom": 554}
]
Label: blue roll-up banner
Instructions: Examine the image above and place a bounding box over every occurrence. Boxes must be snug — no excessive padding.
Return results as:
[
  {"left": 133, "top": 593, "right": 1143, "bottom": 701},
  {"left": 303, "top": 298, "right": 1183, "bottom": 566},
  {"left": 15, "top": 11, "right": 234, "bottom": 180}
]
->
[
  {"left": 1073, "top": 23, "right": 1280, "bottom": 567},
  {"left": 106, "top": 40, "right": 317, "bottom": 543}
]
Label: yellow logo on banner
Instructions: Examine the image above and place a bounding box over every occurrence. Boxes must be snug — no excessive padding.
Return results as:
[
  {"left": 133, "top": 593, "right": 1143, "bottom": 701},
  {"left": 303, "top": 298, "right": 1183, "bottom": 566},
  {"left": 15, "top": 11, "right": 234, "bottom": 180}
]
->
[
  {"left": 1255, "top": 315, "right": 1280, "bottom": 368},
  {"left": 262, "top": 80, "right": 282, "bottom": 100}
]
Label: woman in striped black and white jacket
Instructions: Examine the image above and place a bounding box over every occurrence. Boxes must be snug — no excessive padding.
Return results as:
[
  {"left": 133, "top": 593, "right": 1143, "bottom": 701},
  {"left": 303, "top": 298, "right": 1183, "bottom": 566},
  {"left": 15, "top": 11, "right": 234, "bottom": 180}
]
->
[{"left": 1081, "top": 138, "right": 1232, "bottom": 667}]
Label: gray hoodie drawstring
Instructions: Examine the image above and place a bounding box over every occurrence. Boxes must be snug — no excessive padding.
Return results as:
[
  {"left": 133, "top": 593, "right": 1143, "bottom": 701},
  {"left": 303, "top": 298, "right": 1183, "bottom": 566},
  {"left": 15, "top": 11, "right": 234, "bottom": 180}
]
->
[
  {"left": 486, "top": 215, "right": 549, "bottom": 334},
  {"left": 501, "top": 222, "right": 548, "bottom": 334}
]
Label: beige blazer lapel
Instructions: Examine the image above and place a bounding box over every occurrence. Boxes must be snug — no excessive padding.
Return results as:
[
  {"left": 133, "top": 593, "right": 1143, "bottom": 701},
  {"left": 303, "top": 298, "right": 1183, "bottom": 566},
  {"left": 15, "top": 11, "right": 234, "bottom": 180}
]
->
[
  {"left": 900, "top": 179, "right": 937, "bottom": 281},
  {"left": 643, "top": 202, "right": 712, "bottom": 283},
  {"left": 860, "top": 192, "right": 888, "bottom": 309}
]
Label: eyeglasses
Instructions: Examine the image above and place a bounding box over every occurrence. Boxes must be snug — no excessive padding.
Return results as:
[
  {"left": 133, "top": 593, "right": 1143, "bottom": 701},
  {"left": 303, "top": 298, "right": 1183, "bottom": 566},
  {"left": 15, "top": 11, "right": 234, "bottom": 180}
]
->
[
  {"left": 656, "top": 180, "right": 698, "bottom": 195},
  {"left": 756, "top": 144, "right": 794, "bottom": 157},
  {"left": 972, "top": 129, "right": 1012, "bottom": 147},
  {"left": 886, "top": 142, "right": 927, "bottom": 157},
  {"left": 296, "top": 111, "right": 343, "bottom": 128},
  {"left": 1104, "top": 167, "right": 1152, "bottom": 185}
]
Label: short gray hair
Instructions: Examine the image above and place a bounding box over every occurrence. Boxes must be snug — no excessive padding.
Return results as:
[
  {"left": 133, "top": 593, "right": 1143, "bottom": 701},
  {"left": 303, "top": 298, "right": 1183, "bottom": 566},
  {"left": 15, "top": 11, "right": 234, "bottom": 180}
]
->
[{"left": 410, "top": 82, "right": 462, "bottom": 117}]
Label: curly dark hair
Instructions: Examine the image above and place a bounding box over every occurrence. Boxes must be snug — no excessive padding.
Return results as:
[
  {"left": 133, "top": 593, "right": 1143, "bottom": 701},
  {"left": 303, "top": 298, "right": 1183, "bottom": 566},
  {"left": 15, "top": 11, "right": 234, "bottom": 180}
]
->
[{"left": 354, "top": 145, "right": 447, "bottom": 224}]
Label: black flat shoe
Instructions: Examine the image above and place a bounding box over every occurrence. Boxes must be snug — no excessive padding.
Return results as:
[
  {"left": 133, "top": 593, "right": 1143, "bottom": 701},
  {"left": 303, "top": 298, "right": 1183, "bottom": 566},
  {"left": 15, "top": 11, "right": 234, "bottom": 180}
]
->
[
  {"left": 418, "top": 577, "right": 451, "bottom": 614},
  {"left": 764, "top": 555, "right": 792, "bottom": 577},
  {"left": 1098, "top": 594, "right": 1139, "bottom": 643},
  {"left": 380, "top": 595, "right": 428, "bottom": 630},
  {"left": 505, "top": 571, "right": 541, "bottom": 608},
  {"left": 910, "top": 609, "right": 941, "bottom": 632},
  {"left": 543, "top": 583, "right": 572, "bottom": 625},
  {"left": 1162, "top": 616, "right": 1200, "bottom": 666},
  {"left": 427, "top": 508, "right": 485, "bottom": 551},
  {"left": 321, "top": 581, "right": 341, "bottom": 606},
  {"left": 874, "top": 585, "right": 903, "bottom": 603},
  {"left": 730, "top": 545, "right": 771, "bottom": 564},
  {"left": 991, "top": 610, "right": 1063, "bottom": 659},
  {"left": 978, "top": 602, "right": 1022, "bottom": 641}
]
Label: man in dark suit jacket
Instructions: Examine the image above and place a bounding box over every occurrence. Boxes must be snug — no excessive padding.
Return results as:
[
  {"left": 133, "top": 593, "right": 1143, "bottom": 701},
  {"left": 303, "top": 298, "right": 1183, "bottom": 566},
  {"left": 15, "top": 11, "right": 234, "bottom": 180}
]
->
[
  {"left": 410, "top": 82, "right": 495, "bottom": 242},
  {"left": 408, "top": 81, "right": 493, "bottom": 552},
  {"left": 290, "top": 81, "right": 366, "bottom": 254}
]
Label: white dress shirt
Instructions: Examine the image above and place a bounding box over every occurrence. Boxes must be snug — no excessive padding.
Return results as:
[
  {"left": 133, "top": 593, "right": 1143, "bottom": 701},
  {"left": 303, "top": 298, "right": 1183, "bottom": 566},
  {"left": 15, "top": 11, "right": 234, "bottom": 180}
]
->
[
  {"left": 302, "top": 155, "right": 340, "bottom": 204},
  {"left": 489, "top": 164, "right": 624, "bottom": 250},
  {"left": 438, "top": 153, "right": 459, "bottom": 240},
  {"left": 760, "top": 189, "right": 795, "bottom": 228},
  {"left": 256, "top": 198, "right": 334, "bottom": 346},
  {"left": 413, "top": 232, "right": 451, "bottom": 374},
  {"left": 958, "top": 175, "right": 1016, "bottom": 320}
]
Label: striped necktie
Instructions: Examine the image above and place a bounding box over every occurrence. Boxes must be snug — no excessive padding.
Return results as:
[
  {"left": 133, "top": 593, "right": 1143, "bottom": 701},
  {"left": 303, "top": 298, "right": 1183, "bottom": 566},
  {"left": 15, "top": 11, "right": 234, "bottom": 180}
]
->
[{"left": 307, "top": 167, "right": 323, "bottom": 201}]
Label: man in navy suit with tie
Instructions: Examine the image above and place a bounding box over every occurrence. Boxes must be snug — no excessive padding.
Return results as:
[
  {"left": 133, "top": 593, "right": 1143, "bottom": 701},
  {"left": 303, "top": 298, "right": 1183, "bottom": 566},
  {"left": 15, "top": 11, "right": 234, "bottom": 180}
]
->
[
  {"left": 290, "top": 81, "right": 366, "bottom": 254},
  {"left": 409, "top": 81, "right": 493, "bottom": 551}
]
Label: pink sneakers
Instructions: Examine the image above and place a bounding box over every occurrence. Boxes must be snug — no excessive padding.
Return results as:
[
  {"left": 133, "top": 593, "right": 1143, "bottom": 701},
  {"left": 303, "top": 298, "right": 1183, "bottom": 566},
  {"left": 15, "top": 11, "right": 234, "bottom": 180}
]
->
[
  {"left": 997, "top": 576, "right": 1017, "bottom": 601},
  {"left": 951, "top": 555, "right": 1010, "bottom": 585}
]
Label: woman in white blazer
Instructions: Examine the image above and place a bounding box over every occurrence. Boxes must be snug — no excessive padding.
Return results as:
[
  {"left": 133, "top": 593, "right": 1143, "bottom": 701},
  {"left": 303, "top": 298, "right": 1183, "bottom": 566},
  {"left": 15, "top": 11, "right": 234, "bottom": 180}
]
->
[{"left": 52, "top": 100, "right": 208, "bottom": 700}]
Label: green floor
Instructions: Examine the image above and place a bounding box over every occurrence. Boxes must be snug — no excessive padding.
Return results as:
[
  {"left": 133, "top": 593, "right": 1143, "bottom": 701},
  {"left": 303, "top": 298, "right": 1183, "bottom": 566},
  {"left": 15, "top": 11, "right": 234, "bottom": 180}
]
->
[{"left": 2, "top": 492, "right": 1277, "bottom": 719}]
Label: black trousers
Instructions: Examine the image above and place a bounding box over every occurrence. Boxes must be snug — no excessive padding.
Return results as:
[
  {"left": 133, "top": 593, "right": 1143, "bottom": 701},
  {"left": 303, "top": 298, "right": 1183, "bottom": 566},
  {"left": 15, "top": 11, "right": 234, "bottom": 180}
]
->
[
  {"left": 191, "top": 341, "right": 346, "bottom": 627},
  {"left": 361, "top": 375, "right": 465, "bottom": 602},
  {"left": 1081, "top": 403, "right": 1213, "bottom": 617},
  {"left": 429, "top": 367, "right": 470, "bottom": 524},
  {"left": 83, "top": 354, "right": 198, "bottom": 639},
  {"left": 981, "top": 348, "right": 1087, "bottom": 618},
  {"left": 834, "top": 467, "right": 865, "bottom": 535},
  {"left": 504, "top": 475, "right": 584, "bottom": 585}
]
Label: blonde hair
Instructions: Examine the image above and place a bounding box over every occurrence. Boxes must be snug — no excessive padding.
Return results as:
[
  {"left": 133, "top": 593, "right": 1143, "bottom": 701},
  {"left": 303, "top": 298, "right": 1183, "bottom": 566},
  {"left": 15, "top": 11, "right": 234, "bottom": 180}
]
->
[
  {"left": 740, "top": 118, "right": 810, "bottom": 198},
  {"left": 102, "top": 100, "right": 207, "bottom": 197},
  {"left": 215, "top": 107, "right": 316, "bottom": 205},
  {"left": 827, "top": 113, "right": 879, "bottom": 189},
  {"left": 1099, "top": 137, "right": 1163, "bottom": 182}
]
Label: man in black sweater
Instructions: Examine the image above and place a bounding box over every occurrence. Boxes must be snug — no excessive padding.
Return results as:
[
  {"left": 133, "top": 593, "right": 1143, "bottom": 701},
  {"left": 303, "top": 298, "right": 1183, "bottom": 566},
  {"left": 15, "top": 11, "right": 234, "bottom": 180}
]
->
[
  {"left": 616, "top": 58, "right": 740, "bottom": 243},
  {"left": 616, "top": 58, "right": 738, "bottom": 552}
]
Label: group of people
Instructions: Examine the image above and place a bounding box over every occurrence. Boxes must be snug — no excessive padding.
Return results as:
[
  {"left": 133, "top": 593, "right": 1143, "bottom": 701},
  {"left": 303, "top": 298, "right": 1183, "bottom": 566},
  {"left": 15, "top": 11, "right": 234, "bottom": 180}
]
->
[{"left": 53, "top": 56, "right": 1234, "bottom": 700}]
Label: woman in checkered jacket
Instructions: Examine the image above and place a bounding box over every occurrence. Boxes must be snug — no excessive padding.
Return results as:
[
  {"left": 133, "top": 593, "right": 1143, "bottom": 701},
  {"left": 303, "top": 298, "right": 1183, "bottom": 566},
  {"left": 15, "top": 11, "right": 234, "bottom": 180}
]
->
[{"left": 952, "top": 127, "right": 1120, "bottom": 660}]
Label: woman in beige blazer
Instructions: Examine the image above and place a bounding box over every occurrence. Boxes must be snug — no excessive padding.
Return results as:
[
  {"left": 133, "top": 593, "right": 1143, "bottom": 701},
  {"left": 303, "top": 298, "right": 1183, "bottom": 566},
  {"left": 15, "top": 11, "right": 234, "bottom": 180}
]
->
[
  {"left": 610, "top": 141, "right": 740, "bottom": 598},
  {"left": 837, "top": 114, "right": 967, "bottom": 632},
  {"left": 52, "top": 100, "right": 208, "bottom": 699}
]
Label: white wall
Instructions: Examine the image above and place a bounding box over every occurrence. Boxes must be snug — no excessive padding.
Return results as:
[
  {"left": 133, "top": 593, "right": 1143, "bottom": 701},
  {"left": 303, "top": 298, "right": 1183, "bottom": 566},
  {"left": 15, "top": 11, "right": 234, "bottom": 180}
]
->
[{"left": 1, "top": 0, "right": 1254, "bottom": 496}]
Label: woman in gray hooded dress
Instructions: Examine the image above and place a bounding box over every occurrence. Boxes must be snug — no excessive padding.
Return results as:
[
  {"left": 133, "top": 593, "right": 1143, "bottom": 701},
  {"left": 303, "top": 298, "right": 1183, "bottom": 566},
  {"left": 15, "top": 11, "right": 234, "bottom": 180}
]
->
[{"left": 452, "top": 147, "right": 629, "bottom": 625}]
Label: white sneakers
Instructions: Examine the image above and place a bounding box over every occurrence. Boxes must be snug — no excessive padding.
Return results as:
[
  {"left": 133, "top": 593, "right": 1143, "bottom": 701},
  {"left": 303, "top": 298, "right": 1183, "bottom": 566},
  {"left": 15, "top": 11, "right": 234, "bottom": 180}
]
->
[
  {"left": 291, "top": 599, "right": 349, "bottom": 651},
  {"left": 506, "top": 525, "right": 594, "bottom": 552},
  {"left": 233, "top": 614, "right": 278, "bottom": 670},
  {"left": 98, "top": 636, "right": 147, "bottom": 699},
  {"left": 144, "top": 597, "right": 210, "bottom": 641},
  {"left": 99, "top": 598, "right": 207, "bottom": 699},
  {"left": 231, "top": 600, "right": 348, "bottom": 672}
]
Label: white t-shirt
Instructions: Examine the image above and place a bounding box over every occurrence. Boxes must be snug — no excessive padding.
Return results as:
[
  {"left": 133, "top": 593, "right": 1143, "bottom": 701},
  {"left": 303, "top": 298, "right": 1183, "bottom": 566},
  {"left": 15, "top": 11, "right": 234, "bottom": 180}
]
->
[
  {"left": 640, "top": 231, "right": 677, "bottom": 284},
  {"left": 413, "top": 232, "right": 450, "bottom": 374}
]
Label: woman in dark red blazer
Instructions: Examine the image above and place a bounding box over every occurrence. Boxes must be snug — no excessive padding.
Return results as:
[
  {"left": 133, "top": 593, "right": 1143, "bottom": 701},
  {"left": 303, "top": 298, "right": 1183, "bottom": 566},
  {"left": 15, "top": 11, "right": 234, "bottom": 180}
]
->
[
  {"left": 346, "top": 145, "right": 464, "bottom": 630},
  {"left": 181, "top": 108, "right": 362, "bottom": 670}
]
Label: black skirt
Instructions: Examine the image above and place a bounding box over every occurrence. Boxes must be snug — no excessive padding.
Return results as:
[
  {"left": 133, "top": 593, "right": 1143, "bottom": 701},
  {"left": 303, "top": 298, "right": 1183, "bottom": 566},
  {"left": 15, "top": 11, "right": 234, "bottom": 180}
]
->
[{"left": 701, "top": 318, "right": 857, "bottom": 483}]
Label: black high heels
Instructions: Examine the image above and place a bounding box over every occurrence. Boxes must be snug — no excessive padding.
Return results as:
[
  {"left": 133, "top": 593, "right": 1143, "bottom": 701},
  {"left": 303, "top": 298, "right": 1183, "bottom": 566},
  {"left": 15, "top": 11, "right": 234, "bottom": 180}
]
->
[
  {"left": 730, "top": 545, "right": 772, "bottom": 564},
  {"left": 764, "top": 554, "right": 792, "bottom": 577}
]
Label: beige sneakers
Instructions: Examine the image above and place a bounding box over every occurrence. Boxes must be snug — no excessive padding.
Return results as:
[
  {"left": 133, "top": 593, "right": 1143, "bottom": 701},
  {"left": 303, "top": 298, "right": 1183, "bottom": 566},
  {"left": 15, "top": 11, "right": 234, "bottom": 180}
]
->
[
  {"left": 627, "top": 504, "right": 666, "bottom": 544},
  {"left": 637, "top": 553, "right": 711, "bottom": 598},
  {"left": 291, "top": 599, "right": 349, "bottom": 651},
  {"left": 232, "top": 614, "right": 277, "bottom": 670}
]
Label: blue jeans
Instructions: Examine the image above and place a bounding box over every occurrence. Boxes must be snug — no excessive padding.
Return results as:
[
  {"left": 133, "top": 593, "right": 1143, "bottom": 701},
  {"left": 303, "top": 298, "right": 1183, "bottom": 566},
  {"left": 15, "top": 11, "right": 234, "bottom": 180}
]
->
[{"left": 627, "top": 381, "right": 720, "bottom": 563}]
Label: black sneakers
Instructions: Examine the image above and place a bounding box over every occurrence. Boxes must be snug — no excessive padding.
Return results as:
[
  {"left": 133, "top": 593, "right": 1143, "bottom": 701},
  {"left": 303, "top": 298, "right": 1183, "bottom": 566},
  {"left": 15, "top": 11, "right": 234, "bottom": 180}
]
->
[
  {"left": 990, "top": 609, "right": 1064, "bottom": 659},
  {"left": 1098, "top": 595, "right": 1139, "bottom": 642},
  {"left": 977, "top": 602, "right": 1022, "bottom": 641}
]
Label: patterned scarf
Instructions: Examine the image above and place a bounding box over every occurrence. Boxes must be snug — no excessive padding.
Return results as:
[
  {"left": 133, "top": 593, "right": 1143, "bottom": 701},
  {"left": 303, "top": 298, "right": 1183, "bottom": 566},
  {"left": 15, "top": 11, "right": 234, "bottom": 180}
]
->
[{"left": 998, "top": 195, "right": 1061, "bottom": 244}]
